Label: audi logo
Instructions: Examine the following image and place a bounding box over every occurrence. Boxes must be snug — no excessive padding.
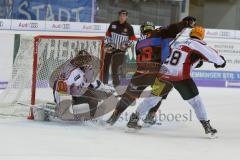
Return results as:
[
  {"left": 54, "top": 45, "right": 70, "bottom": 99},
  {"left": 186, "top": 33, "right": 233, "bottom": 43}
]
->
[
  {"left": 29, "top": 23, "right": 38, "bottom": 28},
  {"left": 62, "top": 24, "right": 70, "bottom": 29}
]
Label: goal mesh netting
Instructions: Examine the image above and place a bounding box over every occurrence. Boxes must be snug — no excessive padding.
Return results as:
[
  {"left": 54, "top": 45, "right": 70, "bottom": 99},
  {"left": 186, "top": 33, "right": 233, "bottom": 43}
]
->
[{"left": 0, "top": 35, "right": 104, "bottom": 117}]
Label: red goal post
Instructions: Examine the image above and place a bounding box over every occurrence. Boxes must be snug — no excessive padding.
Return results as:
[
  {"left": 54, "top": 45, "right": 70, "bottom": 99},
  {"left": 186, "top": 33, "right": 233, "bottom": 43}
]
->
[{"left": 29, "top": 35, "right": 105, "bottom": 119}]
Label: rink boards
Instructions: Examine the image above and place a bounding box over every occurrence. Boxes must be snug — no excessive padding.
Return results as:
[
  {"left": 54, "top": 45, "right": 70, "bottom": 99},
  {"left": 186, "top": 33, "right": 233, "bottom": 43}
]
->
[{"left": 0, "top": 21, "right": 240, "bottom": 89}]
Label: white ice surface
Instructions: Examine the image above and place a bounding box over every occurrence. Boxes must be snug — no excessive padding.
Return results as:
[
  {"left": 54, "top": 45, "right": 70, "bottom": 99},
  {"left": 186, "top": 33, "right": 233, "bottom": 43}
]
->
[{"left": 0, "top": 87, "right": 240, "bottom": 160}]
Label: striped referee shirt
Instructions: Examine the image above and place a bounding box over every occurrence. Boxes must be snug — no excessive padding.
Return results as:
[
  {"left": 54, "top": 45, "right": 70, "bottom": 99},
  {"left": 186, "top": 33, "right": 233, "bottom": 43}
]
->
[{"left": 105, "top": 21, "right": 136, "bottom": 49}]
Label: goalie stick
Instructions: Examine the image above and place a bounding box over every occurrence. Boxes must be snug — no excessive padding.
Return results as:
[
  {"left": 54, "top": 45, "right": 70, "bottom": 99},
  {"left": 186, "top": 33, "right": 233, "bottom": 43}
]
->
[{"left": 17, "top": 102, "right": 56, "bottom": 116}]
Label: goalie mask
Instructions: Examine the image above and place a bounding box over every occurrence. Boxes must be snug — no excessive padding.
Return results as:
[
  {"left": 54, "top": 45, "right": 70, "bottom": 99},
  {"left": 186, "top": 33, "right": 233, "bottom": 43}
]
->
[
  {"left": 76, "top": 50, "right": 89, "bottom": 56},
  {"left": 71, "top": 53, "right": 93, "bottom": 67},
  {"left": 71, "top": 51, "right": 100, "bottom": 83}
]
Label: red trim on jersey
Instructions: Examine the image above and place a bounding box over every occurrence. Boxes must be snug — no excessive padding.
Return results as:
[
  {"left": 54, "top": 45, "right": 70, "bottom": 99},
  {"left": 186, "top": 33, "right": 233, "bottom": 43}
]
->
[
  {"left": 181, "top": 43, "right": 209, "bottom": 62},
  {"left": 179, "top": 45, "right": 191, "bottom": 79},
  {"left": 106, "top": 31, "right": 111, "bottom": 37},
  {"left": 180, "top": 45, "right": 192, "bottom": 53},
  {"left": 129, "top": 35, "right": 137, "bottom": 40}
]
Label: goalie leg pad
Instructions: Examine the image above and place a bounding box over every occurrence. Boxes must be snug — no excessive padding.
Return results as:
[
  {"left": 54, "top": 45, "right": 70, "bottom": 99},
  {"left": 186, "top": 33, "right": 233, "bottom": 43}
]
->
[
  {"left": 78, "top": 89, "right": 99, "bottom": 118},
  {"left": 33, "top": 106, "right": 49, "bottom": 121}
]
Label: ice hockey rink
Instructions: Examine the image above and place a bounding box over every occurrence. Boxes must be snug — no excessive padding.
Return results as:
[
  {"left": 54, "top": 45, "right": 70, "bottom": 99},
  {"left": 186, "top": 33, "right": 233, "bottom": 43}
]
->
[
  {"left": 1, "top": 0, "right": 240, "bottom": 160},
  {"left": 0, "top": 87, "right": 240, "bottom": 160}
]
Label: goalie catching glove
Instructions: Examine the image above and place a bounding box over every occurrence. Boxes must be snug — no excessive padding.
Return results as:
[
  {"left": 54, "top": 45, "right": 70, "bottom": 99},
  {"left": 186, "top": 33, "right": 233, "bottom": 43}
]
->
[{"left": 89, "top": 80, "right": 115, "bottom": 94}]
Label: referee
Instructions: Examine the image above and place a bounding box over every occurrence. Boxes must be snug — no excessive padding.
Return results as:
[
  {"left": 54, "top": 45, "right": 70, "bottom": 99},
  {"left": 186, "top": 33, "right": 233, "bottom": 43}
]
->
[{"left": 103, "top": 10, "right": 136, "bottom": 87}]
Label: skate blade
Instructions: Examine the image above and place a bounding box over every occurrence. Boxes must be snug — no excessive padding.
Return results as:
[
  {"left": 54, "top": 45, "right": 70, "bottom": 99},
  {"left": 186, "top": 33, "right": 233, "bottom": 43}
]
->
[
  {"left": 97, "top": 119, "right": 108, "bottom": 126},
  {"left": 142, "top": 123, "right": 152, "bottom": 128},
  {"left": 100, "top": 121, "right": 112, "bottom": 129},
  {"left": 207, "top": 133, "right": 218, "bottom": 139},
  {"left": 125, "top": 127, "right": 141, "bottom": 133},
  {"left": 142, "top": 122, "right": 161, "bottom": 128}
]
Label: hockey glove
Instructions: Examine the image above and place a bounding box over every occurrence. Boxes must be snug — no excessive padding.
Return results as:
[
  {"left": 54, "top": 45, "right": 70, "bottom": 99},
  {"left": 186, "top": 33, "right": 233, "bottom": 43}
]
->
[
  {"left": 98, "top": 82, "right": 115, "bottom": 92},
  {"left": 105, "top": 43, "right": 116, "bottom": 53},
  {"left": 182, "top": 16, "right": 196, "bottom": 28},
  {"left": 89, "top": 80, "right": 114, "bottom": 92},
  {"left": 214, "top": 55, "right": 226, "bottom": 68},
  {"left": 120, "top": 41, "right": 131, "bottom": 52}
]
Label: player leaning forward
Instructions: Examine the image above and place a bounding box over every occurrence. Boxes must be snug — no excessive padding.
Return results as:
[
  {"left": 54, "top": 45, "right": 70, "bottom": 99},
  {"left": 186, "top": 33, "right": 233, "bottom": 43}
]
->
[
  {"left": 34, "top": 50, "right": 115, "bottom": 121},
  {"left": 128, "top": 26, "right": 226, "bottom": 136},
  {"left": 106, "top": 16, "right": 197, "bottom": 125}
]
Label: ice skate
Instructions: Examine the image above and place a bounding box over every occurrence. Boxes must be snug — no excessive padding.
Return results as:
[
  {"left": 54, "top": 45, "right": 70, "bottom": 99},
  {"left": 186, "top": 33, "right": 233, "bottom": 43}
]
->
[
  {"left": 200, "top": 120, "right": 218, "bottom": 138},
  {"left": 143, "top": 112, "right": 160, "bottom": 127},
  {"left": 106, "top": 110, "right": 121, "bottom": 126},
  {"left": 126, "top": 113, "right": 142, "bottom": 132}
]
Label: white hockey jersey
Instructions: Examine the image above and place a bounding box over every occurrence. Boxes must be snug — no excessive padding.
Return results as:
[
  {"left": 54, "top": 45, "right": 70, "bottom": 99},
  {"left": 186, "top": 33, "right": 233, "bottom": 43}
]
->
[
  {"left": 54, "top": 60, "right": 89, "bottom": 95},
  {"left": 160, "top": 38, "right": 225, "bottom": 81}
]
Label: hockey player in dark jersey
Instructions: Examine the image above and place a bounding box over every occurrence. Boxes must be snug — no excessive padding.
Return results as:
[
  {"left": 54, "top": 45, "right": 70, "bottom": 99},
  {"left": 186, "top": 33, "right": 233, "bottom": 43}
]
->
[{"left": 106, "top": 16, "right": 197, "bottom": 126}]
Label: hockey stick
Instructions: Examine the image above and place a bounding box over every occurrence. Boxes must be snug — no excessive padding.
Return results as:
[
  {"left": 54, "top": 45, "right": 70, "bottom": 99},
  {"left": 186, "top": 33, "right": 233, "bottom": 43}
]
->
[
  {"left": 17, "top": 102, "right": 56, "bottom": 107},
  {"left": 17, "top": 102, "right": 56, "bottom": 113}
]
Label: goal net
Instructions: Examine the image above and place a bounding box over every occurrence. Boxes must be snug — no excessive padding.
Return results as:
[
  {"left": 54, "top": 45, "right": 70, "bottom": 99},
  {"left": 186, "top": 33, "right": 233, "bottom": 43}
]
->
[{"left": 0, "top": 35, "right": 104, "bottom": 118}]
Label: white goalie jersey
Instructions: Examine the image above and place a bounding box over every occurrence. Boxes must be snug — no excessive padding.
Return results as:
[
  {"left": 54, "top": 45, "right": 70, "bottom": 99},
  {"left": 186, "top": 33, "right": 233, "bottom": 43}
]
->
[
  {"left": 50, "top": 55, "right": 115, "bottom": 99},
  {"left": 160, "top": 38, "right": 225, "bottom": 81},
  {"left": 50, "top": 58, "right": 91, "bottom": 97}
]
